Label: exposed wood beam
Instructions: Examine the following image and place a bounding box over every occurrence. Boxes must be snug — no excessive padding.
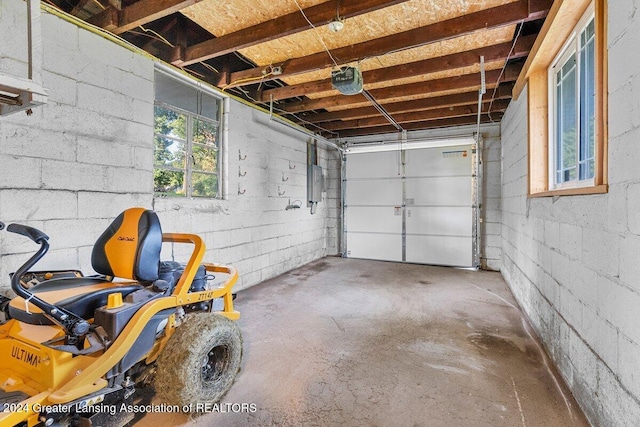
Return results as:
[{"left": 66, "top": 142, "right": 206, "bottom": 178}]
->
[
  {"left": 177, "top": 0, "right": 409, "bottom": 66},
  {"left": 109, "top": 0, "right": 122, "bottom": 10},
  {"left": 260, "top": 34, "right": 536, "bottom": 102},
  {"left": 71, "top": 0, "right": 99, "bottom": 16},
  {"left": 88, "top": 0, "right": 203, "bottom": 35},
  {"left": 227, "top": 0, "right": 550, "bottom": 88},
  {"left": 326, "top": 114, "right": 503, "bottom": 138},
  {"left": 70, "top": 0, "right": 90, "bottom": 16},
  {"left": 284, "top": 63, "right": 523, "bottom": 114},
  {"left": 321, "top": 99, "right": 510, "bottom": 131},
  {"left": 170, "top": 14, "right": 189, "bottom": 65},
  {"left": 529, "top": 0, "right": 553, "bottom": 20},
  {"left": 296, "top": 82, "right": 514, "bottom": 124},
  {"left": 217, "top": 57, "right": 232, "bottom": 88},
  {"left": 88, "top": 8, "right": 117, "bottom": 32}
]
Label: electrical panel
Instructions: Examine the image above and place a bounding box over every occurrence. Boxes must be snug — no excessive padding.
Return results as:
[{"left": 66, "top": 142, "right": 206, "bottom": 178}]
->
[{"left": 307, "top": 164, "right": 323, "bottom": 203}]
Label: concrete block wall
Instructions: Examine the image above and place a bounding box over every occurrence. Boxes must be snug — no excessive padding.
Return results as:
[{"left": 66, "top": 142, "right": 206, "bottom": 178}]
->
[
  {"left": 325, "top": 146, "right": 342, "bottom": 255},
  {"left": 499, "top": 2, "right": 640, "bottom": 423},
  {"left": 153, "top": 102, "right": 342, "bottom": 291},
  {"left": 0, "top": 2, "right": 341, "bottom": 296},
  {"left": 0, "top": 1, "right": 155, "bottom": 291},
  {"left": 479, "top": 125, "right": 502, "bottom": 271}
]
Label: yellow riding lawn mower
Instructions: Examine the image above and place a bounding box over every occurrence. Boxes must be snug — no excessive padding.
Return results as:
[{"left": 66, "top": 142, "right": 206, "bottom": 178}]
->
[{"left": 0, "top": 207, "right": 242, "bottom": 426}]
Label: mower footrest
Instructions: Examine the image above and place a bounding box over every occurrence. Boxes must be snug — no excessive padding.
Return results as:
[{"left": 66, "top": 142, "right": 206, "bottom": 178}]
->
[{"left": 0, "top": 389, "right": 29, "bottom": 410}]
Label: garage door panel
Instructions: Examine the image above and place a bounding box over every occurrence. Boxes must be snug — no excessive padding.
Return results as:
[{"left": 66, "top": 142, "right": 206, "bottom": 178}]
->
[
  {"left": 405, "top": 145, "right": 472, "bottom": 176},
  {"left": 346, "top": 179, "right": 403, "bottom": 206},
  {"left": 346, "top": 206, "right": 402, "bottom": 234},
  {"left": 346, "top": 233, "right": 403, "bottom": 261},
  {"left": 406, "top": 176, "right": 472, "bottom": 206},
  {"left": 406, "top": 207, "right": 472, "bottom": 236},
  {"left": 345, "top": 141, "right": 476, "bottom": 267},
  {"left": 346, "top": 151, "right": 402, "bottom": 179},
  {"left": 406, "top": 235, "right": 473, "bottom": 266}
]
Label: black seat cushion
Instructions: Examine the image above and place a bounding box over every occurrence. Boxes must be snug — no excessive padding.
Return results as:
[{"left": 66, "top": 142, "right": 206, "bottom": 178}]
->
[
  {"left": 9, "top": 282, "right": 143, "bottom": 325},
  {"left": 28, "top": 276, "right": 107, "bottom": 292}
]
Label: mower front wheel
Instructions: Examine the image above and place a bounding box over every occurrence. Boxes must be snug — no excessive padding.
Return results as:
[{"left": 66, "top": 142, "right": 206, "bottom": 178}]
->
[{"left": 155, "top": 313, "right": 243, "bottom": 409}]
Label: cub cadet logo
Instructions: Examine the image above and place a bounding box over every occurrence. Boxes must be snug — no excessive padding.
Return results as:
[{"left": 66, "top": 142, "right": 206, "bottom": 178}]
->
[
  {"left": 11, "top": 346, "right": 39, "bottom": 367},
  {"left": 117, "top": 236, "right": 136, "bottom": 242}
]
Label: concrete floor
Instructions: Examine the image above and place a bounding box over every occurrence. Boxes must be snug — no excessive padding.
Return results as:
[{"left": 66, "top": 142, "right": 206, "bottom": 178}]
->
[{"left": 138, "top": 257, "right": 589, "bottom": 427}]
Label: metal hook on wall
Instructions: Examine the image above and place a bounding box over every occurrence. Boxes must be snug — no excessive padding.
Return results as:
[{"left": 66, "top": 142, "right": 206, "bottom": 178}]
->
[
  {"left": 239, "top": 166, "right": 247, "bottom": 177},
  {"left": 282, "top": 172, "right": 288, "bottom": 182},
  {"left": 289, "top": 161, "right": 296, "bottom": 170},
  {"left": 278, "top": 186, "right": 286, "bottom": 196},
  {"left": 239, "top": 149, "right": 247, "bottom": 161},
  {"left": 238, "top": 184, "right": 246, "bottom": 195}
]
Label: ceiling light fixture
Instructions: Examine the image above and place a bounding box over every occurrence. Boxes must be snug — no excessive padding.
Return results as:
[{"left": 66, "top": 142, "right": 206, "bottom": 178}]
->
[
  {"left": 328, "top": 0, "right": 344, "bottom": 32},
  {"left": 328, "top": 18, "right": 344, "bottom": 33}
]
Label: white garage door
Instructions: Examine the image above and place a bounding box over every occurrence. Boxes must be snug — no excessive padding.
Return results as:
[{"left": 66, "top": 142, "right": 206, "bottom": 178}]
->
[{"left": 344, "top": 139, "right": 479, "bottom": 267}]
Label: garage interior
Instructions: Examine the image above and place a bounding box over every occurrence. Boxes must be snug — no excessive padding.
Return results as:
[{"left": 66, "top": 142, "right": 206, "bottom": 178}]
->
[{"left": 0, "top": 0, "right": 638, "bottom": 426}]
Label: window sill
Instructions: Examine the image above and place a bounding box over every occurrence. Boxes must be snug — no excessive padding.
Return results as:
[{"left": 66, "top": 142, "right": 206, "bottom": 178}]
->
[{"left": 528, "top": 184, "right": 608, "bottom": 198}]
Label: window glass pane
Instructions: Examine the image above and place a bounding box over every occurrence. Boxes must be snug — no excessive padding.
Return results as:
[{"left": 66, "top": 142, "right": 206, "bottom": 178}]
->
[
  {"left": 556, "top": 55, "right": 578, "bottom": 183},
  {"left": 579, "top": 18, "right": 596, "bottom": 180},
  {"left": 200, "top": 93, "right": 220, "bottom": 119},
  {"left": 193, "top": 118, "right": 219, "bottom": 147},
  {"left": 154, "top": 106, "right": 186, "bottom": 170},
  {"left": 192, "top": 144, "right": 217, "bottom": 173},
  {"left": 154, "top": 136, "right": 185, "bottom": 169},
  {"left": 154, "top": 170, "right": 185, "bottom": 196},
  {"left": 155, "top": 105, "right": 186, "bottom": 140},
  {"left": 155, "top": 72, "right": 198, "bottom": 113},
  {"left": 556, "top": 82, "right": 563, "bottom": 184},
  {"left": 154, "top": 71, "right": 222, "bottom": 198},
  {"left": 584, "top": 18, "right": 595, "bottom": 44},
  {"left": 191, "top": 172, "right": 218, "bottom": 198}
]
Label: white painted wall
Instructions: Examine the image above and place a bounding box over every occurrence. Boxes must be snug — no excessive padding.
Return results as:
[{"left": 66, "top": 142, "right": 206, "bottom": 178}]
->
[
  {"left": 0, "top": 2, "right": 340, "bottom": 296},
  {"left": 500, "top": 1, "right": 640, "bottom": 424},
  {"left": 0, "top": 1, "right": 155, "bottom": 292}
]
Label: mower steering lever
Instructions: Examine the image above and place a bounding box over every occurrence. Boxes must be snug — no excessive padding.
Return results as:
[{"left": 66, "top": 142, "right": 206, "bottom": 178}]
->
[
  {"left": 9, "top": 224, "right": 90, "bottom": 341},
  {"left": 7, "top": 223, "right": 49, "bottom": 243}
]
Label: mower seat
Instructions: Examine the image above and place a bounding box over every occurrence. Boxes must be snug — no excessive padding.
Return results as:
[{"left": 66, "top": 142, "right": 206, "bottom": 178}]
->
[
  {"left": 9, "top": 208, "right": 163, "bottom": 326},
  {"left": 8, "top": 282, "right": 143, "bottom": 325}
]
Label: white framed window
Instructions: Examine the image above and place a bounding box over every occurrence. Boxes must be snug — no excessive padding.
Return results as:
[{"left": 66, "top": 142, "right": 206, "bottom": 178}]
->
[
  {"left": 153, "top": 69, "right": 223, "bottom": 198},
  {"left": 548, "top": 5, "right": 596, "bottom": 190}
]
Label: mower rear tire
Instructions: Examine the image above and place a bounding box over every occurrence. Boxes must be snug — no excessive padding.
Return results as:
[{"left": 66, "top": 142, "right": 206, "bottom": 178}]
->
[{"left": 154, "top": 313, "right": 242, "bottom": 410}]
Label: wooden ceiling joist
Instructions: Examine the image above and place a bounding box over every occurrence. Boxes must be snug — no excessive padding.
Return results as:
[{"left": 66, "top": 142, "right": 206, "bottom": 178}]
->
[
  {"left": 296, "top": 82, "right": 514, "bottom": 124},
  {"left": 175, "top": 0, "right": 409, "bottom": 66},
  {"left": 89, "top": 0, "right": 203, "bottom": 34},
  {"left": 320, "top": 99, "right": 510, "bottom": 131},
  {"left": 60, "top": 0, "right": 553, "bottom": 138},
  {"left": 71, "top": 0, "right": 111, "bottom": 19},
  {"left": 328, "top": 114, "right": 503, "bottom": 138},
  {"left": 42, "top": 0, "right": 557, "bottom": 139},
  {"left": 259, "top": 34, "right": 536, "bottom": 102},
  {"left": 283, "top": 63, "right": 523, "bottom": 114},
  {"left": 71, "top": 0, "right": 93, "bottom": 15},
  {"left": 226, "top": 0, "right": 549, "bottom": 88}
]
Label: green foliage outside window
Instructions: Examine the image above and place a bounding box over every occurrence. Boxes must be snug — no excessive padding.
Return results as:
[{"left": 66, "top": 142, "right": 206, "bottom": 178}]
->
[{"left": 154, "top": 104, "right": 220, "bottom": 198}]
